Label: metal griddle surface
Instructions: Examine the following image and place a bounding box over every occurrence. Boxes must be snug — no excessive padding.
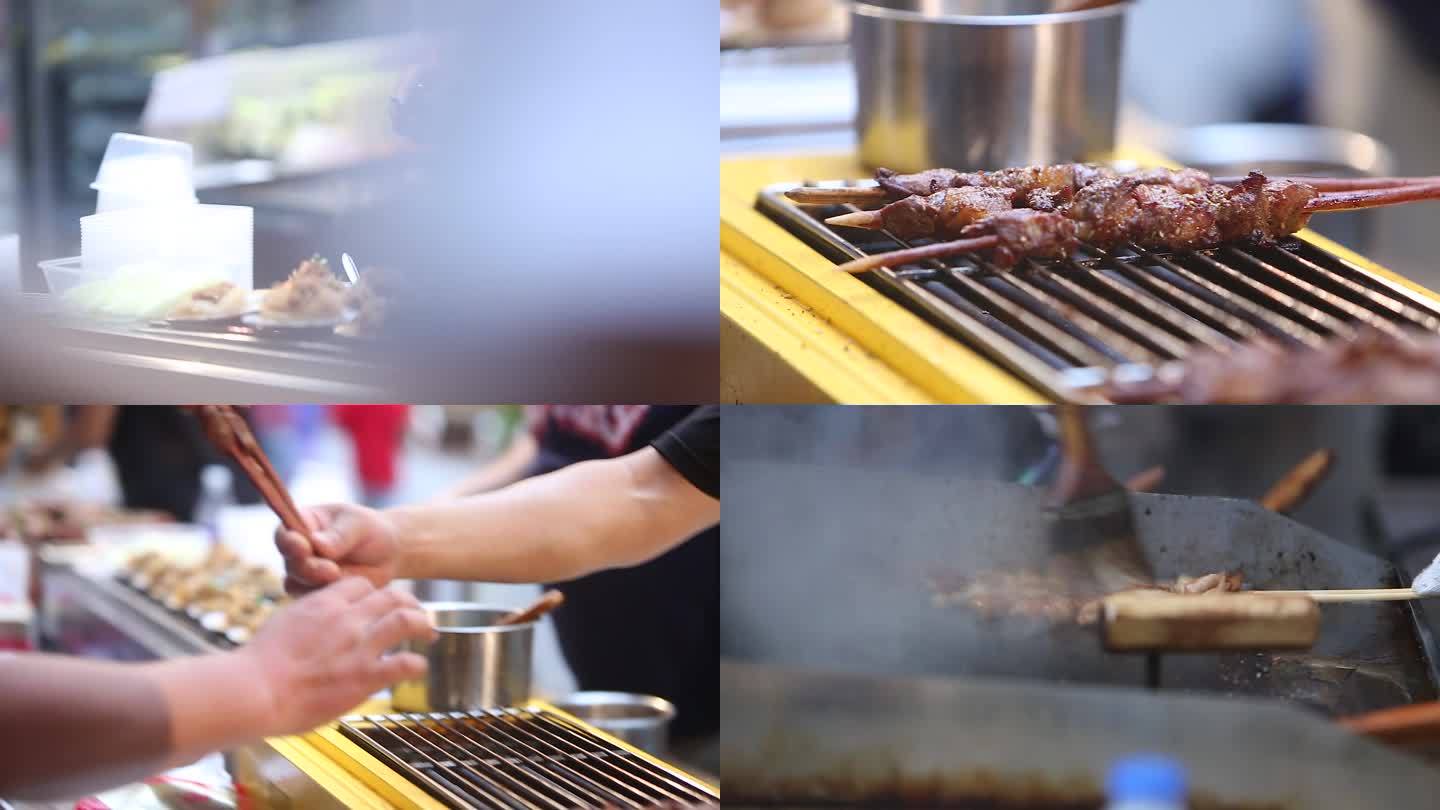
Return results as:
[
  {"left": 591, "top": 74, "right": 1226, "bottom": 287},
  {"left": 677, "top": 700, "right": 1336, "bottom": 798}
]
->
[
  {"left": 721, "top": 661, "right": 1440, "bottom": 809},
  {"left": 720, "top": 459, "right": 1436, "bottom": 715}
]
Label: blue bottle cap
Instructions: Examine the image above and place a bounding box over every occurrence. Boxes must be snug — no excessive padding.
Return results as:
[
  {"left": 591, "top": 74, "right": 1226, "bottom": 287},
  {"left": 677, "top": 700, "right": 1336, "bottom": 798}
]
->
[{"left": 1106, "top": 754, "right": 1187, "bottom": 803}]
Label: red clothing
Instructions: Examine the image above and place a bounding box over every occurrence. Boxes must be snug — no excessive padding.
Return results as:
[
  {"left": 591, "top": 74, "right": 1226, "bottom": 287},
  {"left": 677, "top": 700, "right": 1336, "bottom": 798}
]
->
[{"left": 329, "top": 405, "right": 409, "bottom": 489}]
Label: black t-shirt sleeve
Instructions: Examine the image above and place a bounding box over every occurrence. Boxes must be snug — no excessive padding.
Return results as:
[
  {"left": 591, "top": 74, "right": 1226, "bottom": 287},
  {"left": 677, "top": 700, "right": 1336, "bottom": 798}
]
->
[{"left": 650, "top": 405, "right": 719, "bottom": 498}]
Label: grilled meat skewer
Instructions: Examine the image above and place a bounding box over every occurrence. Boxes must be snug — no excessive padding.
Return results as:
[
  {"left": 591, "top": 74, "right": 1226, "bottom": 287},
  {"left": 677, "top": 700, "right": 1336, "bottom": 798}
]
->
[
  {"left": 786, "top": 163, "right": 1213, "bottom": 208},
  {"left": 786, "top": 164, "right": 1440, "bottom": 208},
  {"left": 833, "top": 175, "right": 1440, "bottom": 273},
  {"left": 1214, "top": 174, "right": 1440, "bottom": 190},
  {"left": 930, "top": 566, "right": 1243, "bottom": 625},
  {"left": 1102, "top": 330, "right": 1440, "bottom": 404},
  {"left": 832, "top": 172, "right": 1318, "bottom": 243}
]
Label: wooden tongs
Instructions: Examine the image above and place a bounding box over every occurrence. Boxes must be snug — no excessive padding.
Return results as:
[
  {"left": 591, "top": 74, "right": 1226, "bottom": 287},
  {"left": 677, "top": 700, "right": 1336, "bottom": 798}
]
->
[{"left": 190, "top": 405, "right": 316, "bottom": 554}]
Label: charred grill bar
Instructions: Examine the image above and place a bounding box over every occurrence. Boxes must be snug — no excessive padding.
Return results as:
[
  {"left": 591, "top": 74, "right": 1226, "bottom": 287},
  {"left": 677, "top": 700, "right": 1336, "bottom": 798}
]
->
[{"left": 337, "top": 710, "right": 720, "bottom": 810}]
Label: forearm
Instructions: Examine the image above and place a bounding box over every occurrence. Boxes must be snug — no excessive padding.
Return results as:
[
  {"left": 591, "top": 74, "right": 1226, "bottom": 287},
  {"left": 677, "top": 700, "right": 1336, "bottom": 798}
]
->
[
  {"left": 27, "top": 406, "right": 115, "bottom": 470},
  {"left": 390, "top": 449, "right": 715, "bottom": 583},
  {"left": 435, "top": 433, "right": 539, "bottom": 501},
  {"left": 0, "top": 652, "right": 268, "bottom": 800}
]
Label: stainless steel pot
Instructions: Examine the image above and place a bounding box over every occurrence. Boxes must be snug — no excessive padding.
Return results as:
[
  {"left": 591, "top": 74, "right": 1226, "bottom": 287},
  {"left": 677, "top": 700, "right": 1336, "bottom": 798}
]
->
[
  {"left": 552, "top": 692, "right": 676, "bottom": 756},
  {"left": 852, "top": 0, "right": 1131, "bottom": 172},
  {"left": 391, "top": 603, "right": 534, "bottom": 712}
]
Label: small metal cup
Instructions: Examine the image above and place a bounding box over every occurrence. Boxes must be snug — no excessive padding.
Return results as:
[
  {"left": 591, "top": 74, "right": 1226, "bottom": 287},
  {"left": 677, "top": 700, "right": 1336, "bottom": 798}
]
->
[
  {"left": 552, "top": 692, "right": 677, "bottom": 756},
  {"left": 391, "top": 603, "right": 534, "bottom": 712},
  {"left": 852, "top": 0, "right": 1131, "bottom": 172}
]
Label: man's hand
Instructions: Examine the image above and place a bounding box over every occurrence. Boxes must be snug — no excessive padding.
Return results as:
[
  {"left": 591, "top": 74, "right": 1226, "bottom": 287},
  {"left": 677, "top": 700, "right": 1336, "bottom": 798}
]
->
[
  {"left": 276, "top": 504, "right": 402, "bottom": 594},
  {"left": 233, "top": 577, "right": 435, "bottom": 737}
]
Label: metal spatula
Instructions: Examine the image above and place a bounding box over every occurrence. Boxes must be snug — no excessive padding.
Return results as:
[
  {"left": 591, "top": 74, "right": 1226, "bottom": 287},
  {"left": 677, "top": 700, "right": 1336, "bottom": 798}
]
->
[{"left": 1047, "top": 405, "right": 1153, "bottom": 593}]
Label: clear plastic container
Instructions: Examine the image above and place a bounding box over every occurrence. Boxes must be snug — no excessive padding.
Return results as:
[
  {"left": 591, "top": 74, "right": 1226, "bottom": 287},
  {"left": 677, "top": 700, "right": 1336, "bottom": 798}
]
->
[
  {"left": 81, "top": 204, "right": 254, "bottom": 290},
  {"left": 38, "top": 256, "right": 88, "bottom": 297},
  {"left": 91, "top": 133, "right": 198, "bottom": 213}
]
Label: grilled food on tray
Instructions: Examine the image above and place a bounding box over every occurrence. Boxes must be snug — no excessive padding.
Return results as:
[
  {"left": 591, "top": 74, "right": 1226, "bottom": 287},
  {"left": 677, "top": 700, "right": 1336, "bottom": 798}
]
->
[
  {"left": 786, "top": 164, "right": 1440, "bottom": 271},
  {"left": 789, "top": 162, "right": 1439, "bottom": 207},
  {"left": 260, "top": 257, "right": 348, "bottom": 323},
  {"left": 931, "top": 566, "right": 1243, "bottom": 625},
  {"left": 167, "top": 281, "right": 251, "bottom": 321},
  {"left": 121, "top": 546, "right": 287, "bottom": 644},
  {"left": 1102, "top": 330, "right": 1440, "bottom": 404}
]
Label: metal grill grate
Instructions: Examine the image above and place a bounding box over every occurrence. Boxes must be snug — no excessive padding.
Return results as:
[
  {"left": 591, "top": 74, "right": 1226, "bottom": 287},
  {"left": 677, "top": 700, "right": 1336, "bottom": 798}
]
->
[
  {"left": 338, "top": 709, "right": 720, "bottom": 810},
  {"left": 759, "top": 180, "right": 1440, "bottom": 401}
]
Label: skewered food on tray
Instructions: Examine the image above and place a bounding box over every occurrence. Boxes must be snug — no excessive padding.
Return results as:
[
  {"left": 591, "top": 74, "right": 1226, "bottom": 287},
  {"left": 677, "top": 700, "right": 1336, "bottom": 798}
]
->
[
  {"left": 259, "top": 257, "right": 348, "bottom": 324},
  {"left": 786, "top": 164, "right": 1440, "bottom": 271},
  {"left": 1102, "top": 330, "right": 1440, "bottom": 404},
  {"left": 120, "top": 545, "right": 288, "bottom": 646},
  {"left": 166, "top": 281, "right": 251, "bottom": 321},
  {"left": 931, "top": 566, "right": 1244, "bottom": 625},
  {"left": 871, "top": 164, "right": 1215, "bottom": 209},
  {"left": 786, "top": 162, "right": 1440, "bottom": 207},
  {"left": 829, "top": 173, "right": 1440, "bottom": 271}
]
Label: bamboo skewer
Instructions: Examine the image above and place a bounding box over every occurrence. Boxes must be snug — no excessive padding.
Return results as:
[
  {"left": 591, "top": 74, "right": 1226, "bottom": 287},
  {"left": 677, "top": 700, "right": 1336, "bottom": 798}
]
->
[
  {"left": 1260, "top": 449, "right": 1334, "bottom": 514},
  {"left": 1305, "top": 181, "right": 1440, "bottom": 212},
  {"left": 829, "top": 183, "right": 1440, "bottom": 275},
  {"left": 495, "top": 589, "right": 565, "bottom": 626},
  {"left": 1342, "top": 701, "right": 1440, "bottom": 744},
  {"left": 789, "top": 174, "right": 1440, "bottom": 208},
  {"left": 1258, "top": 588, "right": 1420, "bottom": 603},
  {"left": 1124, "top": 465, "right": 1166, "bottom": 492},
  {"left": 785, "top": 186, "right": 888, "bottom": 205},
  {"left": 1216, "top": 174, "right": 1440, "bottom": 191},
  {"left": 834, "top": 235, "right": 1000, "bottom": 275}
]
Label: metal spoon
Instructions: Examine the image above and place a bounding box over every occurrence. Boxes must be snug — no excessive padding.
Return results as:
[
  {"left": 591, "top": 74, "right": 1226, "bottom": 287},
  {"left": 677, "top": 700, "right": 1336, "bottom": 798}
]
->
[{"left": 340, "top": 253, "right": 360, "bottom": 285}]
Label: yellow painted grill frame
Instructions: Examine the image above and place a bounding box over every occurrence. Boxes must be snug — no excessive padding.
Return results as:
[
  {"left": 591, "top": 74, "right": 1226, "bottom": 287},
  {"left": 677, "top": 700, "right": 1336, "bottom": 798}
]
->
[
  {"left": 720, "top": 149, "right": 1440, "bottom": 404},
  {"left": 263, "top": 700, "right": 719, "bottom": 810}
]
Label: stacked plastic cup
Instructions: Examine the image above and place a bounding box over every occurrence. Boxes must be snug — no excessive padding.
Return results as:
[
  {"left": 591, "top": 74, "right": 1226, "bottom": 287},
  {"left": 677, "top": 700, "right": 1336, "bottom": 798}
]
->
[
  {"left": 90, "top": 133, "right": 199, "bottom": 213},
  {"left": 81, "top": 204, "right": 254, "bottom": 290},
  {"left": 44, "top": 133, "right": 257, "bottom": 315}
]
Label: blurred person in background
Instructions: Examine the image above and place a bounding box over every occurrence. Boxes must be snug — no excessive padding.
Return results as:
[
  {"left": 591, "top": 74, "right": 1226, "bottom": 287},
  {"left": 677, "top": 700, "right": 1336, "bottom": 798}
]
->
[
  {"left": 0, "top": 576, "right": 435, "bottom": 801},
  {"left": 23, "top": 406, "right": 259, "bottom": 521},
  {"left": 0, "top": 406, "right": 63, "bottom": 474},
  {"left": 249, "top": 405, "right": 325, "bottom": 485},
  {"left": 330, "top": 405, "right": 410, "bottom": 508},
  {"left": 274, "top": 406, "right": 719, "bottom": 764},
  {"left": 320, "top": 3, "right": 716, "bottom": 402}
]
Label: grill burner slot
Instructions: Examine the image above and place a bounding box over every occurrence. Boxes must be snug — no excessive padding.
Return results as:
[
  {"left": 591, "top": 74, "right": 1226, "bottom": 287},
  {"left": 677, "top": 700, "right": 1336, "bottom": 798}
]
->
[
  {"left": 338, "top": 709, "right": 719, "bottom": 809},
  {"left": 759, "top": 181, "right": 1440, "bottom": 401}
]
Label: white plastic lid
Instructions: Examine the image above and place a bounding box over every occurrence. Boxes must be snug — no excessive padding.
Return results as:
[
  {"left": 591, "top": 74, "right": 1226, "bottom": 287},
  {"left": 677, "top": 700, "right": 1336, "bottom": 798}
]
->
[{"left": 91, "top": 133, "right": 196, "bottom": 202}]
